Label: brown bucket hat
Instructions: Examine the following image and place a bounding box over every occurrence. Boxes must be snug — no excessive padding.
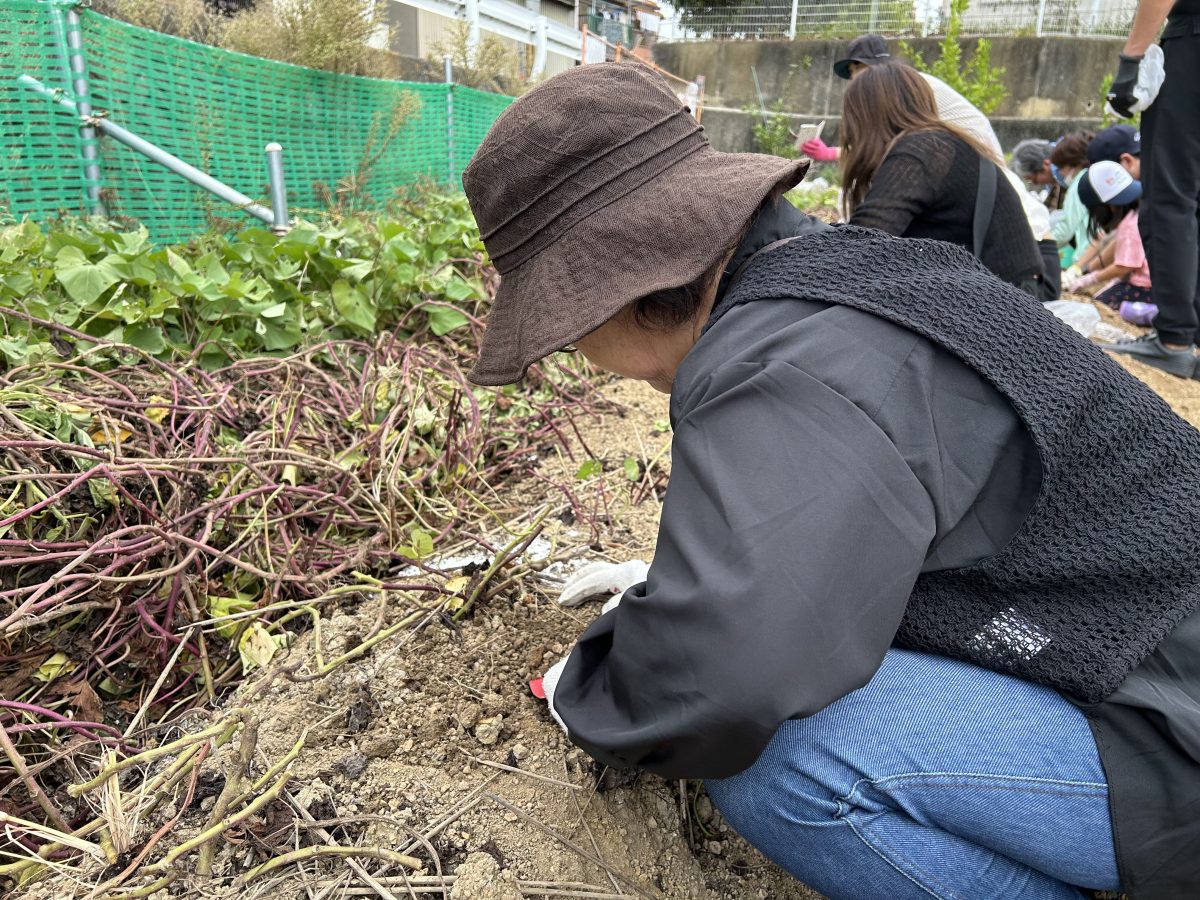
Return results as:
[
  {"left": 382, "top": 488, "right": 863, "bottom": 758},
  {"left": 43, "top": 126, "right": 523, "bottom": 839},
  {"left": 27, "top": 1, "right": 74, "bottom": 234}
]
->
[{"left": 462, "top": 62, "right": 810, "bottom": 386}]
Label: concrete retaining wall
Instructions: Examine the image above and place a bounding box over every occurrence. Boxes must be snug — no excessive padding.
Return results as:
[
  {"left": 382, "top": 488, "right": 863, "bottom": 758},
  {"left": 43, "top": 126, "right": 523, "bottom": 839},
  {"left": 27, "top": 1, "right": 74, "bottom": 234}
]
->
[{"left": 659, "top": 36, "right": 1123, "bottom": 153}]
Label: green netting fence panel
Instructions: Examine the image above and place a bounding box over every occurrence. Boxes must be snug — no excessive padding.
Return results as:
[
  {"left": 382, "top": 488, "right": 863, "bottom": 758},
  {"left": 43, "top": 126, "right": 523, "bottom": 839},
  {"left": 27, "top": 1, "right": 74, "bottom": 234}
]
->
[
  {"left": 0, "top": 0, "right": 513, "bottom": 243},
  {"left": 0, "top": 1, "right": 87, "bottom": 224}
]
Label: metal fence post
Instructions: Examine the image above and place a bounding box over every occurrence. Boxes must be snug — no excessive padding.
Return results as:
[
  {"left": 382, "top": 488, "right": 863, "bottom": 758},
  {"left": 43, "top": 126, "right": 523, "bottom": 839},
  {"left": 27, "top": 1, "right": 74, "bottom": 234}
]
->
[
  {"left": 532, "top": 16, "right": 549, "bottom": 77},
  {"left": 465, "top": 0, "right": 481, "bottom": 66},
  {"left": 444, "top": 56, "right": 456, "bottom": 187},
  {"left": 61, "top": 7, "right": 104, "bottom": 216},
  {"left": 265, "top": 143, "right": 289, "bottom": 234},
  {"left": 788, "top": 0, "right": 799, "bottom": 39},
  {"left": 1035, "top": 0, "right": 1048, "bottom": 35}
]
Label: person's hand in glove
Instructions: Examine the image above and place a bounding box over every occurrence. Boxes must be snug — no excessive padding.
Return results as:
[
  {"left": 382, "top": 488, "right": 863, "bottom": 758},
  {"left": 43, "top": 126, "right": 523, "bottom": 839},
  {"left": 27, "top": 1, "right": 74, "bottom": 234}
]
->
[
  {"left": 1065, "top": 271, "right": 1101, "bottom": 293},
  {"left": 534, "top": 657, "right": 570, "bottom": 733},
  {"left": 1105, "top": 46, "right": 1165, "bottom": 119},
  {"left": 533, "top": 566, "right": 645, "bottom": 730},
  {"left": 555, "top": 559, "right": 649, "bottom": 609},
  {"left": 1107, "top": 54, "right": 1143, "bottom": 119},
  {"left": 800, "top": 138, "right": 839, "bottom": 162}
]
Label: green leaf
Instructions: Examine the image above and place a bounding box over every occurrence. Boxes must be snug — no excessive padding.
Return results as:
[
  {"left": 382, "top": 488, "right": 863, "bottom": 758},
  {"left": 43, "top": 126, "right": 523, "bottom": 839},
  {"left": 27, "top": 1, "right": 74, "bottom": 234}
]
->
[
  {"left": 207, "top": 592, "right": 258, "bottom": 639},
  {"left": 576, "top": 459, "right": 602, "bottom": 480},
  {"left": 386, "top": 237, "right": 421, "bottom": 261},
  {"left": 166, "top": 249, "right": 193, "bottom": 278},
  {"left": 116, "top": 227, "right": 150, "bottom": 255},
  {"left": 261, "top": 321, "right": 302, "bottom": 351},
  {"left": 259, "top": 301, "right": 288, "bottom": 319},
  {"left": 443, "top": 278, "right": 476, "bottom": 302},
  {"left": 398, "top": 527, "right": 434, "bottom": 559},
  {"left": 54, "top": 246, "right": 121, "bottom": 305},
  {"left": 624, "top": 457, "right": 641, "bottom": 481},
  {"left": 332, "top": 279, "right": 376, "bottom": 333},
  {"left": 123, "top": 323, "right": 166, "bottom": 354},
  {"left": 340, "top": 258, "right": 375, "bottom": 281},
  {"left": 426, "top": 305, "right": 468, "bottom": 336}
]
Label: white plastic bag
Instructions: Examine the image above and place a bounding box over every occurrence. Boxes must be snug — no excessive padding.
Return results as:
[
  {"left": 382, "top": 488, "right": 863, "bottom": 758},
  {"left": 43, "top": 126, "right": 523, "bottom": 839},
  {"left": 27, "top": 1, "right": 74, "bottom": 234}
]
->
[{"left": 1045, "top": 300, "right": 1101, "bottom": 338}]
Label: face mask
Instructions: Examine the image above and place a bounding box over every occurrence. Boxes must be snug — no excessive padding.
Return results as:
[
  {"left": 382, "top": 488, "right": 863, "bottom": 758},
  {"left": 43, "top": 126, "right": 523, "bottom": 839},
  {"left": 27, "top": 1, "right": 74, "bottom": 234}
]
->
[{"left": 1050, "top": 163, "right": 1070, "bottom": 189}]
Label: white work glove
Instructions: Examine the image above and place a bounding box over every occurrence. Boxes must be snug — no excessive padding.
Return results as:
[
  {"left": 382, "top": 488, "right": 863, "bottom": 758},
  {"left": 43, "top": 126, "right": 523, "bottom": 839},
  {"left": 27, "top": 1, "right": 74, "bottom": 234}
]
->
[
  {"left": 556, "top": 559, "right": 649, "bottom": 609},
  {"left": 539, "top": 657, "right": 569, "bottom": 734}
]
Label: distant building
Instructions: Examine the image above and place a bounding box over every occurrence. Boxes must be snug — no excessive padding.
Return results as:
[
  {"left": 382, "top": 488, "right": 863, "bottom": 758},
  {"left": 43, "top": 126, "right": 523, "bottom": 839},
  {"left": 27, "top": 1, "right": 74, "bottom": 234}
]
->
[
  {"left": 586, "top": 0, "right": 662, "bottom": 58},
  {"left": 387, "top": 0, "right": 580, "bottom": 78}
]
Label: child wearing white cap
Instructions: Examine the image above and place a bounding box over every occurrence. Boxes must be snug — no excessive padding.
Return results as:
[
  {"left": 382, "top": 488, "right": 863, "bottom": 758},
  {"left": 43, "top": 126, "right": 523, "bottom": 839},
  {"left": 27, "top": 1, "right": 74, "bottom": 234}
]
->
[{"left": 1065, "top": 160, "right": 1154, "bottom": 325}]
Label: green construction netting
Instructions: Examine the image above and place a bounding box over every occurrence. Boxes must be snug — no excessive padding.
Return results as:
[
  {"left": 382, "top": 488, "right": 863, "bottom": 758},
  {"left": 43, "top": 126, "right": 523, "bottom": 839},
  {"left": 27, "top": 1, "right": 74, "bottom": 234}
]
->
[{"left": 0, "top": 0, "right": 512, "bottom": 242}]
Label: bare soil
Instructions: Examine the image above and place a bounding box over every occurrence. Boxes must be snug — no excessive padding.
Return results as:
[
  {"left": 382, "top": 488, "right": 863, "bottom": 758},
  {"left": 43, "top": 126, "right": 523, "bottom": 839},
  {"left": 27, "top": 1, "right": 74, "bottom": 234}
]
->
[{"left": 24, "top": 297, "right": 1197, "bottom": 900}]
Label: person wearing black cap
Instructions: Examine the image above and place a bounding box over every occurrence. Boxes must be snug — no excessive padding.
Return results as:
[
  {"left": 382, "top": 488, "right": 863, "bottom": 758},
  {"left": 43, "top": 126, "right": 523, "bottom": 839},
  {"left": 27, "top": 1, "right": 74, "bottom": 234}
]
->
[
  {"left": 1088, "top": 124, "right": 1142, "bottom": 180},
  {"left": 1101, "top": 0, "right": 1199, "bottom": 377},
  {"left": 802, "top": 34, "right": 1056, "bottom": 299},
  {"left": 1071, "top": 126, "right": 1144, "bottom": 279},
  {"left": 803, "top": 34, "right": 1005, "bottom": 164}
]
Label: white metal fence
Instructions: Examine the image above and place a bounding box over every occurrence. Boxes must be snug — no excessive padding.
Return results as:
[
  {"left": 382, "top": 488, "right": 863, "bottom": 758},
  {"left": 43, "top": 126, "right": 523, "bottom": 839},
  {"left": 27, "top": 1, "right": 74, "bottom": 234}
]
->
[{"left": 658, "top": 0, "right": 1138, "bottom": 40}]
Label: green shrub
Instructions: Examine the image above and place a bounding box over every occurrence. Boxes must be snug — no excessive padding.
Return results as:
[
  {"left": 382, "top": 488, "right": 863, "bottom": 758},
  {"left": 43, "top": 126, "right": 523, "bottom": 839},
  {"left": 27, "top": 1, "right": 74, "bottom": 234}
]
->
[
  {"left": 222, "top": 0, "right": 396, "bottom": 79},
  {"left": 748, "top": 101, "right": 801, "bottom": 159},
  {"left": 900, "top": 0, "right": 1008, "bottom": 114}
]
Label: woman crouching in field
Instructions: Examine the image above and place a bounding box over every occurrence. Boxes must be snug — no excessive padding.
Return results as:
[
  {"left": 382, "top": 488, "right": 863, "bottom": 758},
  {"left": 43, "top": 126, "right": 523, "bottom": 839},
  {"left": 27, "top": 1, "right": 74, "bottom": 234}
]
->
[{"left": 461, "top": 62, "right": 1200, "bottom": 899}]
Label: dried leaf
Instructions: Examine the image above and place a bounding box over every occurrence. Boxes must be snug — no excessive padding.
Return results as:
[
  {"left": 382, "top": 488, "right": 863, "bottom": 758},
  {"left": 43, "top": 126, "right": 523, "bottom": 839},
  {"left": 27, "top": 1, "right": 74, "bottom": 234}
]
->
[{"left": 59, "top": 679, "right": 104, "bottom": 722}]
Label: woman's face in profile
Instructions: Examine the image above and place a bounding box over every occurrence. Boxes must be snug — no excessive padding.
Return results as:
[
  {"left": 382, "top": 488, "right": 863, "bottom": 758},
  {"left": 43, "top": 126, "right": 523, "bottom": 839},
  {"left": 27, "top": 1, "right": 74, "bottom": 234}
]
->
[{"left": 574, "top": 307, "right": 702, "bottom": 395}]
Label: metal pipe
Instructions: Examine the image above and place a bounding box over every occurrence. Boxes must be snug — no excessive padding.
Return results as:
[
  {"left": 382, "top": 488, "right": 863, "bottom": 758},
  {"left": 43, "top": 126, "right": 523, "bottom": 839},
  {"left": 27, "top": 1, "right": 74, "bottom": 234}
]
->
[
  {"left": 532, "top": 16, "right": 549, "bottom": 77},
  {"left": 444, "top": 56, "right": 456, "bottom": 186},
  {"left": 788, "top": 0, "right": 799, "bottom": 39},
  {"left": 465, "top": 0, "right": 481, "bottom": 66},
  {"left": 1035, "top": 0, "right": 1047, "bottom": 36},
  {"left": 265, "top": 143, "right": 289, "bottom": 234},
  {"left": 61, "top": 8, "right": 104, "bottom": 216},
  {"left": 18, "top": 75, "right": 274, "bottom": 225}
]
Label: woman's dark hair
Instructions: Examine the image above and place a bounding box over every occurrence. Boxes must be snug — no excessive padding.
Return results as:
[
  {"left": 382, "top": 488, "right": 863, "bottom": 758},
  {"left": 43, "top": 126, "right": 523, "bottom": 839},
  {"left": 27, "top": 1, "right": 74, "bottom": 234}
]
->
[
  {"left": 1049, "top": 131, "right": 1093, "bottom": 171},
  {"left": 1087, "top": 197, "right": 1139, "bottom": 240},
  {"left": 628, "top": 207, "right": 762, "bottom": 329},
  {"left": 630, "top": 254, "right": 728, "bottom": 330},
  {"left": 839, "top": 64, "right": 999, "bottom": 219}
]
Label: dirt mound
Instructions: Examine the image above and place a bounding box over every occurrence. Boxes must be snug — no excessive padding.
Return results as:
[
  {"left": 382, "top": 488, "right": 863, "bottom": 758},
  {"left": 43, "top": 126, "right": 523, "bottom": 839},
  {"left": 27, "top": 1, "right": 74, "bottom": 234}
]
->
[
  {"left": 21, "top": 316, "right": 1193, "bottom": 900},
  {"left": 16, "top": 377, "right": 814, "bottom": 900}
]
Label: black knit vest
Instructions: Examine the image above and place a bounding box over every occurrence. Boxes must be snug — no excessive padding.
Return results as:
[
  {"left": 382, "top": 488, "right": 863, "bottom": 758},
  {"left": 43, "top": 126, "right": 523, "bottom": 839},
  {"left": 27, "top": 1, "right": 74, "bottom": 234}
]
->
[{"left": 713, "top": 227, "right": 1200, "bottom": 703}]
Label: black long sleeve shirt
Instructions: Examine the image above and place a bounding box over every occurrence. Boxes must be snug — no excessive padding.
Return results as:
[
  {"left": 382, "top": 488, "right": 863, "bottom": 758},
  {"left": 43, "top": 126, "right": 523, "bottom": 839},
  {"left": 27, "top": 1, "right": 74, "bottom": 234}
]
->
[{"left": 849, "top": 130, "right": 1044, "bottom": 291}]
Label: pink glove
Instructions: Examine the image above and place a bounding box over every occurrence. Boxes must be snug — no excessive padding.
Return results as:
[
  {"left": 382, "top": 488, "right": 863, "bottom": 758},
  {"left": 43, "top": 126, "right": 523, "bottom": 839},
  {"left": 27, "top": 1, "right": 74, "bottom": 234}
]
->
[
  {"left": 1065, "top": 271, "right": 1100, "bottom": 293},
  {"left": 801, "top": 138, "right": 839, "bottom": 162}
]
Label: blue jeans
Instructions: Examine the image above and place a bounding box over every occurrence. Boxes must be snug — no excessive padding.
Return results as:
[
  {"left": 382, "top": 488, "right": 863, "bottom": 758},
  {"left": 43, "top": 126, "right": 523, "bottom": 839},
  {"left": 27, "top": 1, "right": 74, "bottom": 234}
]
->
[{"left": 706, "top": 649, "right": 1121, "bottom": 900}]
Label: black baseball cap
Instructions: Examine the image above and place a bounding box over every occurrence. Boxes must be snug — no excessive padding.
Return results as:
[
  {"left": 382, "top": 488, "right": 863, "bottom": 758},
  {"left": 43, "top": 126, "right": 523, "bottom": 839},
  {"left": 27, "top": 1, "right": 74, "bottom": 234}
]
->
[
  {"left": 833, "top": 34, "right": 891, "bottom": 80},
  {"left": 1087, "top": 125, "right": 1141, "bottom": 164}
]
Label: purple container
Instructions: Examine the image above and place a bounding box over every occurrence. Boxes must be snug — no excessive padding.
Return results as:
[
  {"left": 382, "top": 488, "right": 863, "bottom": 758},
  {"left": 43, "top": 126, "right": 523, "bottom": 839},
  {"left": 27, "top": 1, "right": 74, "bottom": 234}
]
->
[{"left": 1120, "top": 301, "right": 1158, "bottom": 327}]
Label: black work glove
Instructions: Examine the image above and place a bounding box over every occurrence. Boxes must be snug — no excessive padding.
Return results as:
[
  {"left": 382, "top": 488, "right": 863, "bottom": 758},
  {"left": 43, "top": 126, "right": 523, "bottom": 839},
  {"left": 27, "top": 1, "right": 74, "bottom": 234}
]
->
[{"left": 1107, "top": 54, "right": 1143, "bottom": 119}]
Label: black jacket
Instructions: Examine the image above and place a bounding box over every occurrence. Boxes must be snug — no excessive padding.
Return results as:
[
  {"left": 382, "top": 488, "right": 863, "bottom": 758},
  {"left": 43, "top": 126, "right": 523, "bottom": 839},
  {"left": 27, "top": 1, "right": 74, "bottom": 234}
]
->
[{"left": 553, "top": 201, "right": 1200, "bottom": 897}]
